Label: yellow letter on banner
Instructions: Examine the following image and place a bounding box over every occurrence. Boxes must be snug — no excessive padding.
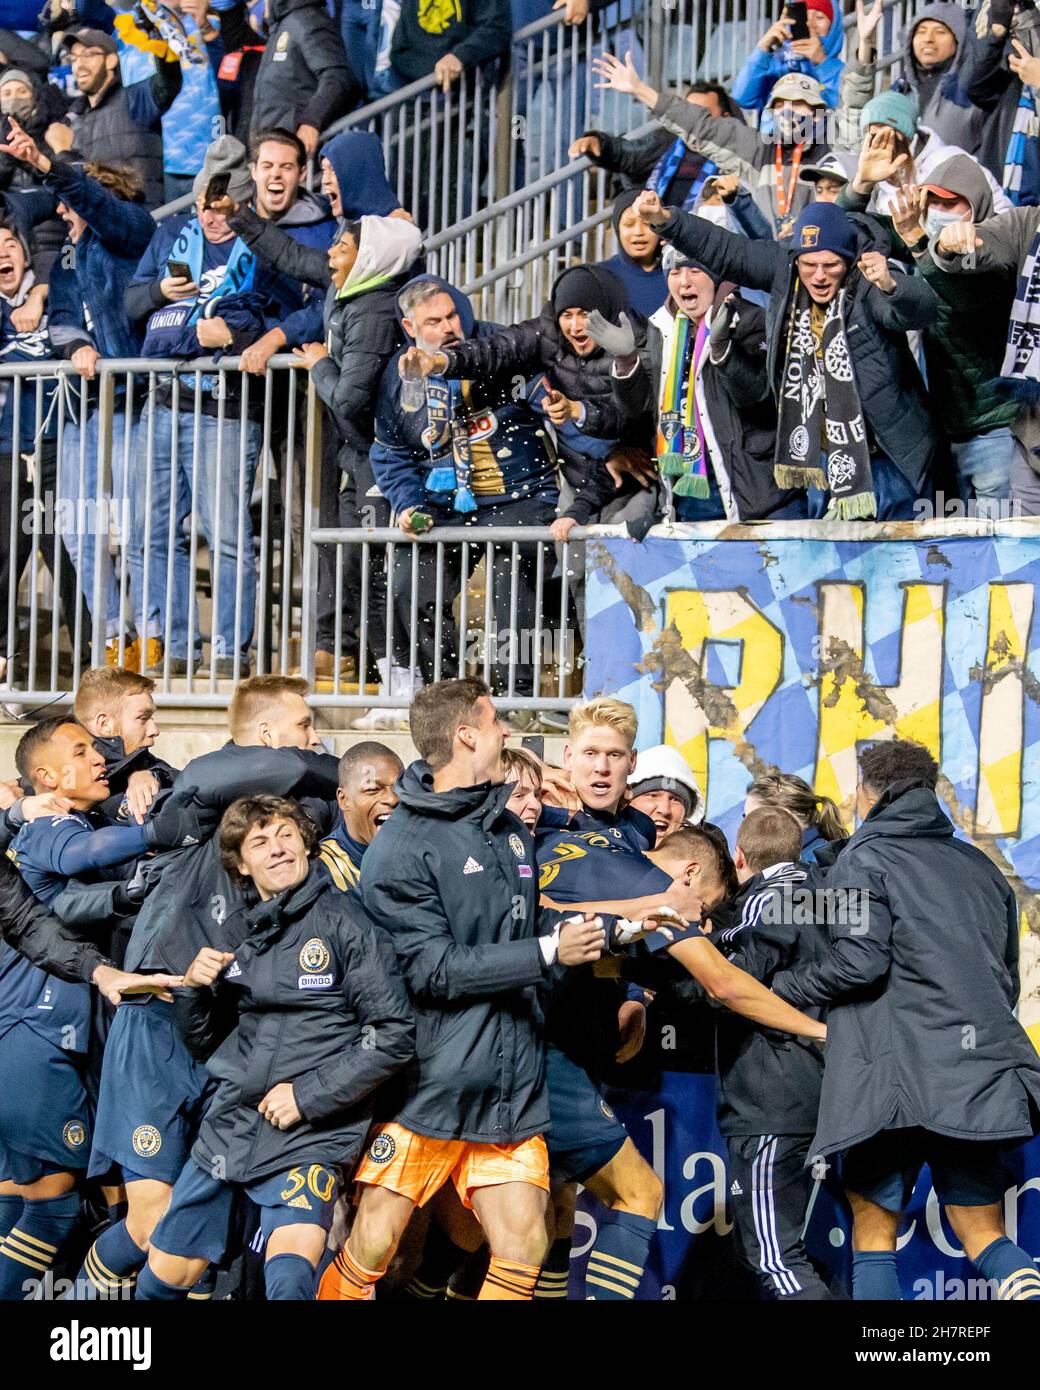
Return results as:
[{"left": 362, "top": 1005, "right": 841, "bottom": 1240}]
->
[
  {"left": 663, "top": 590, "right": 784, "bottom": 807},
  {"left": 815, "top": 582, "right": 945, "bottom": 826},
  {"left": 976, "top": 582, "right": 1034, "bottom": 837}
]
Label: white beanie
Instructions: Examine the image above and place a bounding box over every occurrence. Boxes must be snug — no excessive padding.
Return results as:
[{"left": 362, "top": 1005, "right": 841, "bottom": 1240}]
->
[{"left": 627, "top": 744, "right": 702, "bottom": 820}]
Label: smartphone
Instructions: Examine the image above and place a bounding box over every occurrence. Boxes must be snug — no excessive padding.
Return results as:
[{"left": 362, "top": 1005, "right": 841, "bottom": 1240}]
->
[
  {"left": 167, "top": 260, "right": 192, "bottom": 281},
  {"left": 204, "top": 172, "right": 230, "bottom": 209},
  {"left": 786, "top": 1, "right": 810, "bottom": 40}
]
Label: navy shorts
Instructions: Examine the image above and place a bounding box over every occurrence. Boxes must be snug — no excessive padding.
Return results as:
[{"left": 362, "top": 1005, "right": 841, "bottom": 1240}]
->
[
  {"left": 0, "top": 1022, "right": 91, "bottom": 1184},
  {"left": 843, "top": 1127, "right": 1013, "bottom": 1212},
  {"left": 150, "top": 1157, "right": 342, "bottom": 1266},
  {"left": 546, "top": 1044, "right": 628, "bottom": 1185},
  {"left": 88, "top": 999, "right": 212, "bottom": 1186}
]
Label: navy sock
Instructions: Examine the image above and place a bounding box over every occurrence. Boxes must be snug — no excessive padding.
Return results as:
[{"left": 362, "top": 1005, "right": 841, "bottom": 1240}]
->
[
  {"left": 534, "top": 1235, "right": 572, "bottom": 1300},
  {"left": 187, "top": 1265, "right": 218, "bottom": 1301},
  {"left": 406, "top": 1223, "right": 472, "bottom": 1300},
  {"left": 0, "top": 1193, "right": 21, "bottom": 1246},
  {"left": 585, "top": 1211, "right": 656, "bottom": 1300},
  {"left": 76, "top": 1219, "right": 146, "bottom": 1300},
  {"left": 0, "top": 1191, "right": 79, "bottom": 1300},
  {"left": 973, "top": 1236, "right": 1040, "bottom": 1300},
  {"left": 135, "top": 1264, "right": 190, "bottom": 1301},
  {"left": 852, "top": 1250, "right": 901, "bottom": 1300},
  {"left": 264, "top": 1253, "right": 316, "bottom": 1300}
]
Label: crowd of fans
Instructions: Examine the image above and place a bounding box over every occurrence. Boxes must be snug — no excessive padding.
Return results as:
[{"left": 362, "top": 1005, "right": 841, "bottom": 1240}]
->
[{"left": 1, "top": 0, "right": 1040, "bottom": 718}]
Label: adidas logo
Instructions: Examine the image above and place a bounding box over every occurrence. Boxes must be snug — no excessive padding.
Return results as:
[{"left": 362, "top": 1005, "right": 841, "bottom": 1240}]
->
[
  {"left": 287, "top": 1194, "right": 312, "bottom": 1210},
  {"left": 463, "top": 857, "right": 484, "bottom": 874},
  {"left": 730, "top": 1180, "right": 743, "bottom": 1196}
]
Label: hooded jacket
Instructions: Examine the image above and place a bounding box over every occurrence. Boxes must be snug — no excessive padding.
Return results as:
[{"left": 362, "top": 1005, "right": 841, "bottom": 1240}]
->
[
  {"left": 649, "top": 90, "right": 831, "bottom": 234},
  {"left": 250, "top": 0, "right": 360, "bottom": 138},
  {"left": 773, "top": 783, "right": 1040, "bottom": 1156},
  {"left": 43, "top": 160, "right": 156, "bottom": 365},
  {"left": 358, "top": 761, "right": 563, "bottom": 1143},
  {"left": 960, "top": 0, "right": 1040, "bottom": 191},
  {"left": 612, "top": 283, "right": 803, "bottom": 521},
  {"left": 309, "top": 215, "right": 423, "bottom": 464},
  {"left": 653, "top": 205, "right": 939, "bottom": 495},
  {"left": 440, "top": 264, "right": 649, "bottom": 442},
  {"left": 227, "top": 130, "right": 403, "bottom": 293},
  {"left": 369, "top": 273, "right": 560, "bottom": 515},
  {"left": 179, "top": 864, "right": 414, "bottom": 1184},
  {"left": 731, "top": 9, "right": 846, "bottom": 113},
  {"left": 843, "top": 2, "right": 984, "bottom": 156},
  {"left": 596, "top": 187, "right": 668, "bottom": 319},
  {"left": 0, "top": 67, "right": 69, "bottom": 271}
]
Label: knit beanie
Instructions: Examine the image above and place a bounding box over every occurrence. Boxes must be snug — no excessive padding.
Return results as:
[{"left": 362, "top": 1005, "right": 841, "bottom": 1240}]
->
[
  {"left": 790, "top": 201, "right": 857, "bottom": 261},
  {"left": 551, "top": 265, "right": 628, "bottom": 319},
  {"left": 860, "top": 88, "right": 919, "bottom": 142},
  {"left": 192, "top": 135, "right": 255, "bottom": 204}
]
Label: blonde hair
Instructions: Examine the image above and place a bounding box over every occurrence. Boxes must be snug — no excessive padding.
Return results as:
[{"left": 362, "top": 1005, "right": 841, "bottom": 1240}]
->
[
  {"left": 74, "top": 667, "right": 154, "bottom": 726},
  {"left": 568, "top": 697, "right": 638, "bottom": 748},
  {"left": 228, "top": 675, "right": 309, "bottom": 742},
  {"left": 746, "top": 772, "right": 844, "bottom": 842}
]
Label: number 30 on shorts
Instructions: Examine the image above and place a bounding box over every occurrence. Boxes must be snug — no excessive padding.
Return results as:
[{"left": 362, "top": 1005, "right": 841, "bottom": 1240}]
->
[{"left": 280, "top": 1164, "right": 336, "bottom": 1204}]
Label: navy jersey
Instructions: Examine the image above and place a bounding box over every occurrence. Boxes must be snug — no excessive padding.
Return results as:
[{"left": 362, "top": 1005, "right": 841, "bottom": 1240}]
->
[
  {"left": 9, "top": 811, "right": 126, "bottom": 908},
  {"left": 317, "top": 818, "right": 366, "bottom": 895},
  {"left": 535, "top": 827, "right": 671, "bottom": 903}
]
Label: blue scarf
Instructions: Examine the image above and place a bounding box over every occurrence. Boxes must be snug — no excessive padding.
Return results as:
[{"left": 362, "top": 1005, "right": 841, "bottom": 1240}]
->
[
  {"left": 647, "top": 138, "right": 718, "bottom": 212},
  {"left": 1003, "top": 86, "right": 1040, "bottom": 207},
  {"left": 422, "top": 376, "right": 477, "bottom": 513},
  {"left": 145, "top": 219, "right": 256, "bottom": 347}
]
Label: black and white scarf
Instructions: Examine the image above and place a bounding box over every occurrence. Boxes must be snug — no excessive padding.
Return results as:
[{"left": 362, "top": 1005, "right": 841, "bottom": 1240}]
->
[
  {"left": 1000, "top": 224, "right": 1040, "bottom": 390},
  {"left": 774, "top": 284, "right": 875, "bottom": 520}
]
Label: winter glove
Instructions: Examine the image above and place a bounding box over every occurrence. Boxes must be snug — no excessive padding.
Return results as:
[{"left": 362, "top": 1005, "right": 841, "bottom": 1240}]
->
[
  {"left": 708, "top": 294, "right": 739, "bottom": 362},
  {"left": 143, "top": 788, "right": 217, "bottom": 850},
  {"left": 985, "top": 0, "right": 1013, "bottom": 32},
  {"left": 585, "top": 309, "right": 636, "bottom": 359}
]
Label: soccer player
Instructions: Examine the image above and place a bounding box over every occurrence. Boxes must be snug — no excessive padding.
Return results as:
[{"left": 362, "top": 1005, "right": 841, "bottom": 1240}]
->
[
  {"left": 0, "top": 719, "right": 204, "bottom": 1300},
  {"left": 772, "top": 741, "right": 1040, "bottom": 1301},
  {"left": 710, "top": 806, "right": 832, "bottom": 1300},
  {"left": 317, "top": 742, "right": 403, "bottom": 894},
  {"left": 77, "top": 676, "right": 341, "bottom": 1298},
  {"left": 135, "top": 795, "right": 414, "bottom": 1301},
  {"left": 317, "top": 678, "right": 606, "bottom": 1302},
  {"left": 73, "top": 668, "right": 179, "bottom": 824}
]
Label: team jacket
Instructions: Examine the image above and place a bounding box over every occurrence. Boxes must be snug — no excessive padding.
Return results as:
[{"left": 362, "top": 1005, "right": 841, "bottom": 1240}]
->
[
  {"left": 360, "top": 762, "right": 565, "bottom": 1144},
  {"left": 712, "top": 863, "right": 825, "bottom": 1138},
  {"left": 92, "top": 734, "right": 180, "bottom": 823},
  {"left": 317, "top": 817, "right": 366, "bottom": 895},
  {"left": 124, "top": 743, "right": 340, "bottom": 974},
  {"left": 0, "top": 855, "right": 112, "bottom": 983},
  {"left": 178, "top": 865, "right": 414, "bottom": 1184}
]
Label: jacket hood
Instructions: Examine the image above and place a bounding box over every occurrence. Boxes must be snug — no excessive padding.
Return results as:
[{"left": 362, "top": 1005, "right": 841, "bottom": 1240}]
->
[
  {"left": 394, "top": 759, "right": 512, "bottom": 820},
  {"left": 925, "top": 152, "right": 996, "bottom": 221},
  {"left": 903, "top": 1, "right": 966, "bottom": 83},
  {"left": 321, "top": 130, "right": 401, "bottom": 221},
  {"left": 337, "top": 214, "right": 423, "bottom": 298},
  {"left": 819, "top": 8, "right": 846, "bottom": 62},
  {"left": 268, "top": 0, "right": 322, "bottom": 23},
  {"left": 394, "top": 272, "right": 475, "bottom": 342},
  {"left": 276, "top": 186, "right": 334, "bottom": 228},
  {"left": 854, "top": 781, "right": 955, "bottom": 843}
]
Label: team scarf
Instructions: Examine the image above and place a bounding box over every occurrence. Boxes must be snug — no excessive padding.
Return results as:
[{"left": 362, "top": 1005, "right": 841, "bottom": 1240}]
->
[
  {"left": 647, "top": 139, "right": 718, "bottom": 212},
  {"left": 1003, "top": 86, "right": 1039, "bottom": 207},
  {"left": 774, "top": 284, "right": 875, "bottom": 520},
  {"left": 422, "top": 376, "right": 477, "bottom": 513},
  {"left": 999, "top": 224, "right": 1040, "bottom": 387},
  {"left": 656, "top": 312, "right": 709, "bottom": 497}
]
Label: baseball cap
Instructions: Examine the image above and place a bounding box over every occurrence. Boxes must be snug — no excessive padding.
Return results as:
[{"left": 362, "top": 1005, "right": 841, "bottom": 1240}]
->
[
  {"left": 925, "top": 183, "right": 958, "bottom": 199},
  {"left": 768, "top": 72, "right": 828, "bottom": 108},
  {"left": 799, "top": 152, "right": 858, "bottom": 186},
  {"left": 62, "top": 29, "right": 119, "bottom": 56}
]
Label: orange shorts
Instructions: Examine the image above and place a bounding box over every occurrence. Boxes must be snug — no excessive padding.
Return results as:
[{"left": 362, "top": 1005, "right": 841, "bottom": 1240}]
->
[{"left": 353, "top": 1122, "right": 549, "bottom": 1209}]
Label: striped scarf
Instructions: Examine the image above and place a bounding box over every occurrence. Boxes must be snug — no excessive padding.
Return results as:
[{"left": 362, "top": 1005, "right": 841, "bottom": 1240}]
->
[
  {"left": 1000, "top": 223, "right": 1040, "bottom": 385},
  {"left": 656, "top": 312, "right": 709, "bottom": 498},
  {"left": 1003, "top": 86, "right": 1039, "bottom": 206},
  {"left": 422, "top": 377, "right": 476, "bottom": 513}
]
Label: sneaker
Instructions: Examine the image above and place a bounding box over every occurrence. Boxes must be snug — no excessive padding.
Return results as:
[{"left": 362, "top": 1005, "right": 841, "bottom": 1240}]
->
[{"left": 349, "top": 706, "right": 409, "bottom": 731}]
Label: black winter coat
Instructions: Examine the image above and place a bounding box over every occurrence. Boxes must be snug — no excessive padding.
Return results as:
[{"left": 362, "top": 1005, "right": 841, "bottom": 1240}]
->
[
  {"left": 0, "top": 854, "right": 112, "bottom": 983},
  {"left": 181, "top": 865, "right": 414, "bottom": 1183},
  {"left": 360, "top": 762, "right": 562, "bottom": 1144},
  {"left": 655, "top": 206, "right": 940, "bottom": 495},
  {"left": 613, "top": 285, "right": 801, "bottom": 520},
  {"left": 441, "top": 267, "right": 652, "bottom": 444},
  {"left": 774, "top": 783, "right": 1040, "bottom": 1156},
  {"left": 250, "top": 0, "right": 360, "bottom": 136}
]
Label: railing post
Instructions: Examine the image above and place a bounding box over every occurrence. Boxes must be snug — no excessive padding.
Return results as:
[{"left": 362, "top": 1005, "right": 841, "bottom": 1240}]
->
[
  {"left": 299, "top": 370, "right": 322, "bottom": 687},
  {"left": 91, "top": 368, "right": 116, "bottom": 670}
]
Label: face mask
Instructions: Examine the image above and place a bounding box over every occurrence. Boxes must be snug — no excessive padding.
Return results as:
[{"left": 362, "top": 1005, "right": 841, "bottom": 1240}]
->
[
  {"left": 0, "top": 97, "right": 34, "bottom": 122},
  {"left": 925, "top": 206, "right": 967, "bottom": 237}
]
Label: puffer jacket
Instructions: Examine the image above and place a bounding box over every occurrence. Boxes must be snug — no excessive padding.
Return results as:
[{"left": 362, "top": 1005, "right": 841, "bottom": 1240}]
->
[
  {"left": 181, "top": 864, "right": 414, "bottom": 1183},
  {"left": 250, "top": 0, "right": 360, "bottom": 136},
  {"left": 655, "top": 204, "right": 940, "bottom": 496}
]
